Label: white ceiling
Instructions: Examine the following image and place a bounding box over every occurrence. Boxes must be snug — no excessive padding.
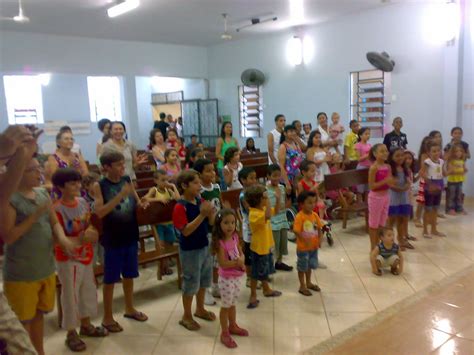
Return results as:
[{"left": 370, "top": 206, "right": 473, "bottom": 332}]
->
[{"left": 0, "top": 0, "right": 395, "bottom": 46}]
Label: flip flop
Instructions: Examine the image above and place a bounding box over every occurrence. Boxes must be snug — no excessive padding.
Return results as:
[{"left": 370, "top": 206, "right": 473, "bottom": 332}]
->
[
  {"left": 179, "top": 319, "right": 200, "bottom": 331},
  {"left": 246, "top": 300, "right": 260, "bottom": 309},
  {"left": 123, "top": 311, "right": 148, "bottom": 322},
  {"left": 193, "top": 310, "right": 216, "bottom": 321},
  {"left": 101, "top": 321, "right": 123, "bottom": 333},
  {"left": 298, "top": 289, "right": 312, "bottom": 296},
  {"left": 264, "top": 290, "right": 282, "bottom": 298},
  {"left": 423, "top": 233, "right": 432, "bottom": 239},
  {"left": 79, "top": 325, "right": 108, "bottom": 337},
  {"left": 433, "top": 232, "right": 446, "bottom": 237},
  {"left": 307, "top": 284, "right": 321, "bottom": 292},
  {"left": 406, "top": 235, "right": 417, "bottom": 241}
]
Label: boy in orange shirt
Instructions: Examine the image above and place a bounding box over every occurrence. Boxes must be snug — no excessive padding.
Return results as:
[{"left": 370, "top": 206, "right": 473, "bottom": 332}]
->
[{"left": 293, "top": 191, "right": 325, "bottom": 296}]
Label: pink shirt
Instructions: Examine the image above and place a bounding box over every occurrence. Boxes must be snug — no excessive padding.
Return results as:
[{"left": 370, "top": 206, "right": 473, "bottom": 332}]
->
[
  {"left": 218, "top": 233, "right": 245, "bottom": 278},
  {"left": 355, "top": 142, "right": 372, "bottom": 168}
]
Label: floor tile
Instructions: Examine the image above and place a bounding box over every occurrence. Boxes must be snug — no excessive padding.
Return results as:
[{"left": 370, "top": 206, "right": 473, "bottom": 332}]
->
[
  {"left": 274, "top": 311, "right": 330, "bottom": 338},
  {"left": 431, "top": 336, "right": 474, "bottom": 354},
  {"left": 456, "top": 323, "right": 474, "bottom": 340},
  {"left": 322, "top": 292, "right": 376, "bottom": 313},
  {"left": 213, "top": 336, "right": 273, "bottom": 355},
  {"left": 326, "top": 312, "right": 376, "bottom": 336},
  {"left": 153, "top": 336, "right": 215, "bottom": 355},
  {"left": 274, "top": 336, "right": 329, "bottom": 355},
  {"left": 93, "top": 334, "right": 159, "bottom": 355}
]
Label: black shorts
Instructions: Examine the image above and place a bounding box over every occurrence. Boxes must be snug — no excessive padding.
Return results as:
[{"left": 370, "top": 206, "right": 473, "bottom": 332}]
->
[
  {"left": 250, "top": 251, "right": 275, "bottom": 281},
  {"left": 243, "top": 242, "right": 252, "bottom": 266}
]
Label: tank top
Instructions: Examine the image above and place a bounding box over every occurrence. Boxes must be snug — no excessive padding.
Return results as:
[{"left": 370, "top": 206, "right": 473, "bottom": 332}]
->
[
  {"left": 378, "top": 242, "right": 399, "bottom": 259},
  {"left": 269, "top": 129, "right": 281, "bottom": 163},
  {"left": 313, "top": 150, "right": 330, "bottom": 182},
  {"left": 373, "top": 165, "right": 390, "bottom": 192},
  {"left": 283, "top": 142, "right": 303, "bottom": 183},
  {"left": 217, "top": 138, "right": 237, "bottom": 169},
  {"left": 447, "top": 159, "right": 465, "bottom": 183},
  {"left": 218, "top": 233, "right": 245, "bottom": 278},
  {"left": 51, "top": 153, "right": 86, "bottom": 200}
]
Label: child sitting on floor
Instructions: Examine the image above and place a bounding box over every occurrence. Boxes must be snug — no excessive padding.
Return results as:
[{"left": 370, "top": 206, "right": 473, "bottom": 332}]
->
[{"left": 370, "top": 227, "right": 403, "bottom": 276}]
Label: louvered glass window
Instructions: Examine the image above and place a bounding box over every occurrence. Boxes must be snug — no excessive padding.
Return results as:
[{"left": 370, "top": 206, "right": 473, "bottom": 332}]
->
[{"left": 239, "top": 85, "right": 263, "bottom": 138}]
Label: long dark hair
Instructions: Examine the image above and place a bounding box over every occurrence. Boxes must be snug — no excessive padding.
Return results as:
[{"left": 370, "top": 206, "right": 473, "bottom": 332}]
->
[
  {"left": 428, "top": 130, "right": 443, "bottom": 149},
  {"left": 369, "top": 143, "right": 385, "bottom": 162},
  {"left": 388, "top": 147, "right": 409, "bottom": 177},
  {"left": 403, "top": 150, "right": 417, "bottom": 174},
  {"left": 224, "top": 147, "right": 239, "bottom": 165},
  {"left": 279, "top": 124, "right": 296, "bottom": 144},
  {"left": 148, "top": 128, "right": 163, "bottom": 148},
  {"left": 306, "top": 130, "right": 322, "bottom": 149},
  {"left": 211, "top": 209, "right": 237, "bottom": 255},
  {"left": 357, "top": 127, "right": 370, "bottom": 142},
  {"left": 418, "top": 136, "right": 432, "bottom": 166},
  {"left": 245, "top": 137, "right": 256, "bottom": 152},
  {"left": 220, "top": 122, "right": 233, "bottom": 139}
]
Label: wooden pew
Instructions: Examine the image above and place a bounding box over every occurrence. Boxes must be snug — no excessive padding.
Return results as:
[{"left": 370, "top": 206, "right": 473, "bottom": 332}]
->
[
  {"left": 324, "top": 168, "right": 369, "bottom": 231},
  {"left": 221, "top": 188, "right": 243, "bottom": 210},
  {"left": 56, "top": 201, "right": 182, "bottom": 327}
]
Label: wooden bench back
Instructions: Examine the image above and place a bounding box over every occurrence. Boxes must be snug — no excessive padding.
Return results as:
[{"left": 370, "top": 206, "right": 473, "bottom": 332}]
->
[
  {"left": 221, "top": 188, "right": 242, "bottom": 210},
  {"left": 136, "top": 178, "right": 155, "bottom": 189},
  {"left": 324, "top": 168, "right": 369, "bottom": 191}
]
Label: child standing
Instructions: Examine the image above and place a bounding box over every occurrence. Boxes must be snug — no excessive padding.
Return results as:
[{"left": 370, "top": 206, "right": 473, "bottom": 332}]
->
[
  {"left": 297, "top": 160, "right": 327, "bottom": 222},
  {"left": 238, "top": 167, "right": 258, "bottom": 287},
  {"left": 446, "top": 144, "right": 468, "bottom": 215},
  {"left": 368, "top": 144, "right": 395, "bottom": 250},
  {"left": 162, "top": 148, "right": 181, "bottom": 180},
  {"left": 420, "top": 143, "right": 446, "bottom": 238},
  {"left": 444, "top": 127, "right": 471, "bottom": 160},
  {"left": 414, "top": 136, "right": 432, "bottom": 227},
  {"left": 388, "top": 148, "right": 414, "bottom": 250},
  {"left": 92, "top": 151, "right": 149, "bottom": 333},
  {"left": 246, "top": 185, "right": 282, "bottom": 309},
  {"left": 172, "top": 170, "right": 216, "bottom": 331},
  {"left": 223, "top": 147, "right": 243, "bottom": 190},
  {"left": 383, "top": 117, "right": 408, "bottom": 152},
  {"left": 144, "top": 169, "right": 180, "bottom": 275},
  {"left": 293, "top": 191, "right": 324, "bottom": 296},
  {"left": 306, "top": 130, "right": 331, "bottom": 184},
  {"left": 343, "top": 120, "right": 360, "bottom": 166},
  {"left": 266, "top": 164, "right": 292, "bottom": 271},
  {"left": 52, "top": 168, "right": 108, "bottom": 352},
  {"left": 212, "top": 209, "right": 249, "bottom": 348},
  {"left": 370, "top": 228, "right": 403, "bottom": 276},
  {"left": 354, "top": 127, "right": 372, "bottom": 200},
  {"left": 1, "top": 158, "right": 74, "bottom": 355}
]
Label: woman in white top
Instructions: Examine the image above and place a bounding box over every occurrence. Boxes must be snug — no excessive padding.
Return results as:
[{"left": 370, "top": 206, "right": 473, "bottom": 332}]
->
[
  {"left": 96, "top": 118, "right": 111, "bottom": 157},
  {"left": 101, "top": 121, "right": 148, "bottom": 180},
  {"left": 267, "top": 114, "right": 286, "bottom": 164},
  {"left": 307, "top": 130, "right": 331, "bottom": 183},
  {"left": 316, "top": 112, "right": 339, "bottom": 150},
  {"left": 148, "top": 128, "right": 167, "bottom": 168}
]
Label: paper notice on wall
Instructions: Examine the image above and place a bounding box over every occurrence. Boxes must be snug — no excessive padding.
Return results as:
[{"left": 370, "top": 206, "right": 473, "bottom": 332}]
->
[{"left": 44, "top": 121, "right": 91, "bottom": 136}]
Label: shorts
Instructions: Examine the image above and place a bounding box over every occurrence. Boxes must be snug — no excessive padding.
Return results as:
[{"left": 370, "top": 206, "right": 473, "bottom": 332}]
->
[
  {"left": 243, "top": 242, "right": 252, "bottom": 266},
  {"left": 272, "top": 229, "right": 288, "bottom": 261},
  {"left": 376, "top": 254, "right": 399, "bottom": 268},
  {"left": 424, "top": 179, "right": 443, "bottom": 210},
  {"left": 156, "top": 224, "right": 176, "bottom": 244},
  {"left": 218, "top": 276, "right": 243, "bottom": 308},
  {"left": 3, "top": 273, "right": 56, "bottom": 322},
  {"left": 103, "top": 243, "right": 139, "bottom": 284},
  {"left": 296, "top": 249, "right": 319, "bottom": 272},
  {"left": 180, "top": 246, "right": 212, "bottom": 296},
  {"left": 250, "top": 251, "right": 275, "bottom": 281},
  {"left": 56, "top": 261, "right": 97, "bottom": 330},
  {"left": 368, "top": 190, "right": 390, "bottom": 229}
]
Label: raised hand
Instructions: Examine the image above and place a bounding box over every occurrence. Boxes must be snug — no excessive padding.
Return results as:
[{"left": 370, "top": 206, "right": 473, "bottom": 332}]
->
[
  {"left": 200, "top": 200, "right": 213, "bottom": 217},
  {"left": 136, "top": 153, "right": 149, "bottom": 165}
]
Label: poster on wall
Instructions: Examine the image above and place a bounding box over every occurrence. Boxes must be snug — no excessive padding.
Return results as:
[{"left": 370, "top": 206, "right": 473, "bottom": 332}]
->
[{"left": 44, "top": 121, "right": 91, "bottom": 136}]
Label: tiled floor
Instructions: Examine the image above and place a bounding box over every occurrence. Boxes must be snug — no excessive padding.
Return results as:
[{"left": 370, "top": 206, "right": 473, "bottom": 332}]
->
[{"left": 42, "top": 202, "right": 474, "bottom": 354}]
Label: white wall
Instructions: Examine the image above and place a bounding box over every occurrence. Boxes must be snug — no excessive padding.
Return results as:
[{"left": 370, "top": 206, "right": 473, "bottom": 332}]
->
[{"left": 207, "top": 3, "right": 459, "bottom": 156}]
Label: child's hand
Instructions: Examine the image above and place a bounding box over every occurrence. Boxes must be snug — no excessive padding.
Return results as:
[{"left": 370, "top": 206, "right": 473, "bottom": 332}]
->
[
  {"left": 222, "top": 200, "right": 231, "bottom": 209},
  {"left": 136, "top": 153, "right": 149, "bottom": 165},
  {"left": 285, "top": 182, "right": 292, "bottom": 194},
  {"left": 82, "top": 228, "right": 99, "bottom": 244},
  {"left": 200, "top": 200, "right": 213, "bottom": 217},
  {"left": 61, "top": 237, "right": 77, "bottom": 256},
  {"left": 138, "top": 197, "right": 150, "bottom": 209}
]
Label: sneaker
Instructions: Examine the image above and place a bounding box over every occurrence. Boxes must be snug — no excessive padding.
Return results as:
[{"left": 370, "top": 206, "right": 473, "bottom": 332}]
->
[
  {"left": 275, "top": 262, "right": 293, "bottom": 271},
  {"left": 318, "top": 262, "right": 327, "bottom": 269},
  {"left": 204, "top": 289, "right": 216, "bottom": 306}
]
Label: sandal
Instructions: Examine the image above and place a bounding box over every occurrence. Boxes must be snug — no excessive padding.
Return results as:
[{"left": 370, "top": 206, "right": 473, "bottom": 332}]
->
[
  {"left": 124, "top": 311, "right": 148, "bottom": 322},
  {"left": 193, "top": 310, "right": 216, "bottom": 321},
  {"left": 373, "top": 269, "right": 382, "bottom": 276},
  {"left": 221, "top": 332, "right": 238, "bottom": 348},
  {"left": 79, "top": 325, "right": 108, "bottom": 337},
  {"left": 400, "top": 240, "right": 414, "bottom": 250},
  {"left": 406, "top": 235, "right": 417, "bottom": 241},
  {"left": 246, "top": 300, "right": 259, "bottom": 309},
  {"left": 414, "top": 221, "right": 423, "bottom": 228},
  {"left": 264, "top": 290, "right": 282, "bottom": 297},
  {"left": 423, "top": 233, "right": 432, "bottom": 239},
  {"left": 298, "top": 289, "right": 312, "bottom": 296},
  {"left": 66, "top": 332, "right": 86, "bottom": 352},
  {"left": 229, "top": 325, "right": 249, "bottom": 336},
  {"left": 307, "top": 284, "right": 321, "bottom": 292},
  {"left": 432, "top": 231, "right": 446, "bottom": 237},
  {"left": 179, "top": 319, "right": 200, "bottom": 331},
  {"left": 391, "top": 268, "right": 400, "bottom": 275},
  {"left": 101, "top": 321, "right": 123, "bottom": 333}
]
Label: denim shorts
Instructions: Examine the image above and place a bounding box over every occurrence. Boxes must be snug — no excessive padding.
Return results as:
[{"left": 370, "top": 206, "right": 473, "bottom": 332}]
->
[
  {"left": 156, "top": 224, "right": 176, "bottom": 244},
  {"left": 180, "top": 246, "right": 212, "bottom": 296},
  {"left": 103, "top": 243, "right": 139, "bottom": 284},
  {"left": 296, "top": 249, "right": 318, "bottom": 272},
  {"left": 250, "top": 251, "right": 275, "bottom": 281}
]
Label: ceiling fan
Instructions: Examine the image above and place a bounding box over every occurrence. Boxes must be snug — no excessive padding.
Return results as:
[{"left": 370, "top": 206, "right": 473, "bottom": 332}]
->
[
  {"left": 221, "top": 13, "right": 232, "bottom": 40},
  {"left": 0, "top": 0, "right": 30, "bottom": 23}
]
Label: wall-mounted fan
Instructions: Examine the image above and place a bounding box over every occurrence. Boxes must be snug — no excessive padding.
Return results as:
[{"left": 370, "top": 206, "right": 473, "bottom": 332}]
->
[
  {"left": 366, "top": 51, "right": 395, "bottom": 72},
  {"left": 0, "top": 0, "right": 30, "bottom": 23},
  {"left": 241, "top": 69, "right": 265, "bottom": 86}
]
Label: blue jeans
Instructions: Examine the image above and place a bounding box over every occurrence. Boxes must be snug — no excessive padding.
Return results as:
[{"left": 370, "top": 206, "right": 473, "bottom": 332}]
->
[
  {"left": 297, "top": 249, "right": 319, "bottom": 272},
  {"left": 447, "top": 182, "right": 464, "bottom": 212}
]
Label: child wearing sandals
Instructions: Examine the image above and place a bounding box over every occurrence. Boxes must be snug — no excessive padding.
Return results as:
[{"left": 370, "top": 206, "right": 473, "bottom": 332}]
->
[
  {"left": 370, "top": 227, "right": 403, "bottom": 276},
  {"left": 52, "top": 168, "right": 108, "bottom": 352},
  {"left": 420, "top": 143, "right": 447, "bottom": 238},
  {"left": 414, "top": 136, "right": 432, "bottom": 227},
  {"left": 293, "top": 191, "right": 324, "bottom": 296},
  {"left": 388, "top": 148, "right": 414, "bottom": 250},
  {"left": 172, "top": 170, "right": 216, "bottom": 331},
  {"left": 246, "top": 185, "right": 282, "bottom": 309},
  {"left": 212, "top": 209, "right": 249, "bottom": 348}
]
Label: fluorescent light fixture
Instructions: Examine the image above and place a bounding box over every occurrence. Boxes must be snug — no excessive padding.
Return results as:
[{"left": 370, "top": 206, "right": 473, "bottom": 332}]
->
[
  {"left": 287, "top": 36, "right": 303, "bottom": 66},
  {"left": 38, "top": 73, "right": 51, "bottom": 86},
  {"left": 107, "top": 0, "right": 139, "bottom": 18},
  {"left": 289, "top": 0, "right": 304, "bottom": 24}
]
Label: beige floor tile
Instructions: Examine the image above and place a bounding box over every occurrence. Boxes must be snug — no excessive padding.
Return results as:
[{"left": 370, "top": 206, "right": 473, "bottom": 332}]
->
[
  {"left": 360, "top": 273, "right": 414, "bottom": 293},
  {"left": 456, "top": 323, "right": 474, "bottom": 340},
  {"left": 118, "top": 310, "right": 172, "bottom": 335},
  {"left": 431, "top": 336, "right": 474, "bottom": 355},
  {"left": 317, "top": 272, "right": 366, "bottom": 293},
  {"left": 153, "top": 336, "right": 215, "bottom": 355},
  {"left": 213, "top": 336, "right": 273, "bottom": 355},
  {"left": 274, "top": 311, "right": 330, "bottom": 338},
  {"left": 322, "top": 292, "right": 376, "bottom": 313},
  {"left": 235, "top": 310, "right": 274, "bottom": 337},
  {"left": 274, "top": 290, "right": 325, "bottom": 313},
  {"left": 274, "top": 336, "right": 329, "bottom": 355},
  {"left": 368, "top": 289, "right": 415, "bottom": 311},
  {"left": 45, "top": 330, "right": 104, "bottom": 355},
  {"left": 93, "top": 334, "right": 159, "bottom": 355},
  {"left": 162, "top": 309, "right": 219, "bottom": 338},
  {"left": 326, "top": 312, "right": 375, "bottom": 336}
]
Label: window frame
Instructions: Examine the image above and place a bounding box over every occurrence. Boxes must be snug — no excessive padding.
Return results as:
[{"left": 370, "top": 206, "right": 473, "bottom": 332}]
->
[
  {"left": 3, "top": 75, "right": 44, "bottom": 125},
  {"left": 239, "top": 85, "right": 263, "bottom": 138},
  {"left": 87, "top": 76, "right": 123, "bottom": 123}
]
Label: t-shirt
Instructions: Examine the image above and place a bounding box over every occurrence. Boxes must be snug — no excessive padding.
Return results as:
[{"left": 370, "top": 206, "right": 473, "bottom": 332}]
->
[
  {"left": 99, "top": 176, "right": 139, "bottom": 248},
  {"left": 267, "top": 184, "right": 289, "bottom": 231},
  {"left": 383, "top": 131, "right": 408, "bottom": 152},
  {"left": 424, "top": 158, "right": 444, "bottom": 180},
  {"left": 224, "top": 163, "right": 243, "bottom": 190},
  {"left": 200, "top": 183, "right": 222, "bottom": 213},
  {"left": 444, "top": 141, "right": 469, "bottom": 154},
  {"left": 218, "top": 232, "right": 245, "bottom": 278},
  {"left": 101, "top": 140, "right": 138, "bottom": 180},
  {"left": 293, "top": 210, "right": 324, "bottom": 252},
  {"left": 154, "top": 120, "right": 169, "bottom": 140},
  {"left": 378, "top": 242, "right": 399, "bottom": 258},
  {"left": 447, "top": 159, "right": 466, "bottom": 183},
  {"left": 239, "top": 191, "right": 251, "bottom": 243},
  {"left": 4, "top": 188, "right": 55, "bottom": 282},
  {"left": 344, "top": 131, "right": 359, "bottom": 161},
  {"left": 173, "top": 198, "right": 209, "bottom": 251},
  {"left": 249, "top": 207, "right": 274, "bottom": 255},
  {"left": 354, "top": 142, "right": 372, "bottom": 168},
  {"left": 54, "top": 197, "right": 94, "bottom": 265}
]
